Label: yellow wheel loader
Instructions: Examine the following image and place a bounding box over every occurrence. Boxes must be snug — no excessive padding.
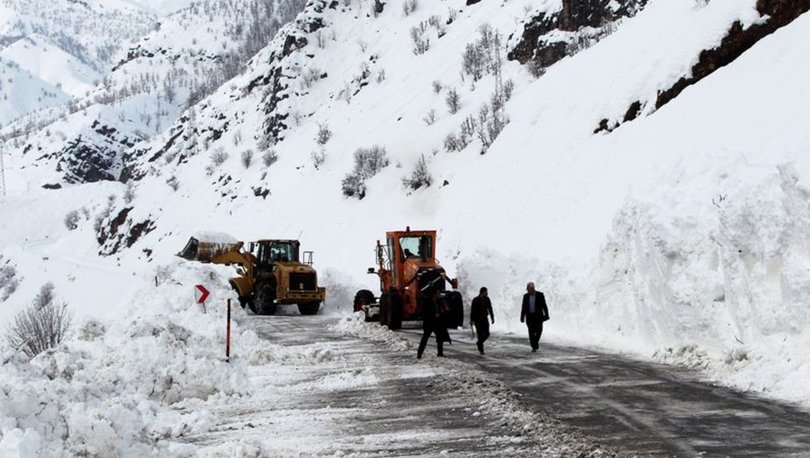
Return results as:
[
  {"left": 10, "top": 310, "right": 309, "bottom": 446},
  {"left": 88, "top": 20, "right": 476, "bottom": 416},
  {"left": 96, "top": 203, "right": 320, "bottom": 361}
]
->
[{"left": 177, "top": 234, "right": 326, "bottom": 315}]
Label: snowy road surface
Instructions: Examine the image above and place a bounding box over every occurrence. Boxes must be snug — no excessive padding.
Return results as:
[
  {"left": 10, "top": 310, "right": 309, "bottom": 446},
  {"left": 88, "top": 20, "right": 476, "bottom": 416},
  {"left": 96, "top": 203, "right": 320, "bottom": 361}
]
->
[
  {"left": 180, "top": 313, "right": 810, "bottom": 457},
  {"left": 399, "top": 328, "right": 810, "bottom": 456},
  {"left": 179, "top": 314, "right": 610, "bottom": 457}
]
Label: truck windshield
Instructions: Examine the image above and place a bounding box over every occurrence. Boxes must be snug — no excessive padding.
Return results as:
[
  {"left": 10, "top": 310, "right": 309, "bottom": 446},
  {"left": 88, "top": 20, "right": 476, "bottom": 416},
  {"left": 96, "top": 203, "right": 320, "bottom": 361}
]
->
[{"left": 399, "top": 236, "right": 432, "bottom": 261}]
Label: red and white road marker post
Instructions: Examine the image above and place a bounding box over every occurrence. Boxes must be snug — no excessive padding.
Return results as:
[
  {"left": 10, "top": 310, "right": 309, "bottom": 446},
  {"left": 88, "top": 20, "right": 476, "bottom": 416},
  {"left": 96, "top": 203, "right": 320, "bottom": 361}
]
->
[
  {"left": 194, "top": 284, "right": 210, "bottom": 313},
  {"left": 226, "top": 298, "right": 232, "bottom": 363}
]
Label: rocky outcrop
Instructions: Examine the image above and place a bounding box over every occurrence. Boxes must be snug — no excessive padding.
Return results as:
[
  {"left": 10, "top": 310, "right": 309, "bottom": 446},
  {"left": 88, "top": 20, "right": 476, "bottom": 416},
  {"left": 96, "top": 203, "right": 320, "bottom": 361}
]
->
[
  {"left": 597, "top": 0, "right": 810, "bottom": 133},
  {"left": 51, "top": 120, "right": 137, "bottom": 184},
  {"left": 656, "top": 0, "right": 810, "bottom": 110},
  {"left": 508, "top": 0, "right": 647, "bottom": 73}
]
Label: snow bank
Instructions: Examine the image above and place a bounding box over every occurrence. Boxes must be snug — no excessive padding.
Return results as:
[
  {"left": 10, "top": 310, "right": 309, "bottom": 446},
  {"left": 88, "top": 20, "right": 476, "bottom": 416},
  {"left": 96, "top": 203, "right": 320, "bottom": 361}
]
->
[{"left": 0, "top": 262, "right": 254, "bottom": 456}]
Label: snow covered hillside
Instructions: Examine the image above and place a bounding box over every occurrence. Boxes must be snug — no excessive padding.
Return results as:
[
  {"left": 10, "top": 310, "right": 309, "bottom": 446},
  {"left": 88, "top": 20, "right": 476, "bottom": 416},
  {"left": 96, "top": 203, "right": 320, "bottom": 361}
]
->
[
  {"left": 0, "top": 0, "right": 305, "bottom": 186},
  {"left": 3, "top": 0, "right": 810, "bottom": 435}
]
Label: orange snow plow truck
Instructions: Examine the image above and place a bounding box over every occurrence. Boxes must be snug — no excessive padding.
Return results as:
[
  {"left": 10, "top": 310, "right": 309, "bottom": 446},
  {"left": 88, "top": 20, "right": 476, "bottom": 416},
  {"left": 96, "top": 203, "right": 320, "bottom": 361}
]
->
[
  {"left": 354, "top": 227, "right": 463, "bottom": 330},
  {"left": 177, "top": 233, "right": 325, "bottom": 315}
]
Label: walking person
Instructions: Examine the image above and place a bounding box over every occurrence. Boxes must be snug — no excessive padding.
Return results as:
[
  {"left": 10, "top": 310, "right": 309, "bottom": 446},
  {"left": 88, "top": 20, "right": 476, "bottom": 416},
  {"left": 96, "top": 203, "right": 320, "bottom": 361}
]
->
[
  {"left": 470, "top": 287, "right": 494, "bottom": 355},
  {"left": 520, "top": 282, "right": 549, "bottom": 352},
  {"left": 417, "top": 288, "right": 446, "bottom": 359}
]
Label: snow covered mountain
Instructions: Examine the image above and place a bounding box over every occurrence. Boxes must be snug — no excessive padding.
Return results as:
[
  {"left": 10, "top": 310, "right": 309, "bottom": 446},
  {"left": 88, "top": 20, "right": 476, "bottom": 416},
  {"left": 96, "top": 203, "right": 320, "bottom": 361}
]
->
[
  {"left": 0, "top": 0, "right": 305, "bottom": 184},
  {"left": 3, "top": 0, "right": 810, "bottom": 453}
]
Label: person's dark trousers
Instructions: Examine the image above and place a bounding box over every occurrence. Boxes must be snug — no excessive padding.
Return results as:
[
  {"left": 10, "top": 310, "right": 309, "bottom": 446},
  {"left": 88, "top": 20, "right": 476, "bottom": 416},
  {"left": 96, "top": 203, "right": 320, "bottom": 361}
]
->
[
  {"left": 474, "top": 320, "right": 490, "bottom": 354},
  {"left": 526, "top": 314, "right": 543, "bottom": 350},
  {"left": 417, "top": 324, "right": 444, "bottom": 358}
]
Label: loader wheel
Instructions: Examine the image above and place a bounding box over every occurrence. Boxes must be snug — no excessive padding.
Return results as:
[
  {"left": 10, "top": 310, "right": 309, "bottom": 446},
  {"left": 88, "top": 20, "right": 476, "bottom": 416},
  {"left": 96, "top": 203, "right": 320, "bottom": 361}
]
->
[
  {"left": 254, "top": 282, "right": 277, "bottom": 316},
  {"left": 446, "top": 291, "right": 464, "bottom": 328},
  {"left": 354, "top": 289, "right": 375, "bottom": 313},
  {"left": 379, "top": 293, "right": 389, "bottom": 327},
  {"left": 386, "top": 293, "right": 402, "bottom": 331},
  {"left": 297, "top": 302, "right": 320, "bottom": 315}
]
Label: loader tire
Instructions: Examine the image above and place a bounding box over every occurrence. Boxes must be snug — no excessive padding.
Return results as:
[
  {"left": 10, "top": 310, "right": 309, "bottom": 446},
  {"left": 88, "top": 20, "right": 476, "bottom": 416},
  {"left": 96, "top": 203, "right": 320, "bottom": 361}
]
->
[
  {"left": 254, "top": 281, "right": 277, "bottom": 316},
  {"left": 446, "top": 291, "right": 464, "bottom": 328},
  {"left": 387, "top": 293, "right": 402, "bottom": 331},
  {"left": 297, "top": 302, "right": 320, "bottom": 315},
  {"left": 379, "top": 293, "right": 389, "bottom": 327},
  {"left": 354, "top": 289, "right": 375, "bottom": 313}
]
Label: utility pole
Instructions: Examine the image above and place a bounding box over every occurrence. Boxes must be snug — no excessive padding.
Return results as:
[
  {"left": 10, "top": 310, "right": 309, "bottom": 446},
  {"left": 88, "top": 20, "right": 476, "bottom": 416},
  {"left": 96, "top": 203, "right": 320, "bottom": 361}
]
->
[{"left": 0, "top": 144, "right": 6, "bottom": 197}]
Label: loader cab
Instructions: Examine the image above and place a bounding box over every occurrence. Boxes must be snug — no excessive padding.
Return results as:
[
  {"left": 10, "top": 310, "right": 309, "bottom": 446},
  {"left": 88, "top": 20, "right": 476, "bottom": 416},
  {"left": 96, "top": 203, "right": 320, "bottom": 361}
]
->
[{"left": 255, "top": 240, "right": 300, "bottom": 266}]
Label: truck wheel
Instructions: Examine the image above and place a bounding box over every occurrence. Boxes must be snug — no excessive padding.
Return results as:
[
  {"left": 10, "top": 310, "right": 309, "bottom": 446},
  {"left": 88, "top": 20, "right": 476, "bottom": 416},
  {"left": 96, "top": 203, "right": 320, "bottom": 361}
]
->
[
  {"left": 254, "top": 282, "right": 277, "bottom": 315},
  {"left": 354, "top": 289, "right": 375, "bottom": 312},
  {"left": 297, "top": 302, "right": 320, "bottom": 315},
  {"left": 379, "top": 293, "right": 389, "bottom": 327},
  {"left": 387, "top": 293, "right": 402, "bottom": 331}
]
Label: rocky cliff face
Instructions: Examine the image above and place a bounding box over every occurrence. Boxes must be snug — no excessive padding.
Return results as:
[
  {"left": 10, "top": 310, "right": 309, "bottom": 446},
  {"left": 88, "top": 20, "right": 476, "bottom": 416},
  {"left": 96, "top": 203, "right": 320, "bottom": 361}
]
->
[{"left": 507, "top": 0, "right": 647, "bottom": 74}]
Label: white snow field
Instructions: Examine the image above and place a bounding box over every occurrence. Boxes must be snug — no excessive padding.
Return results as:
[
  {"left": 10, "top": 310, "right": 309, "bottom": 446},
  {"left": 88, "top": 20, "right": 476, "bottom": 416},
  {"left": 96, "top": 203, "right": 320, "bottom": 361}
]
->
[{"left": 2, "top": 0, "right": 810, "bottom": 454}]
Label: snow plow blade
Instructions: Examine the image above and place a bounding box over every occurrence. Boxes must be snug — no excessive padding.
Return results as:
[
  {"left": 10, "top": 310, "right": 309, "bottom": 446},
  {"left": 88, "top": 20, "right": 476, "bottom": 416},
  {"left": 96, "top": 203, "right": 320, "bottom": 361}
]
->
[{"left": 176, "top": 233, "right": 241, "bottom": 263}]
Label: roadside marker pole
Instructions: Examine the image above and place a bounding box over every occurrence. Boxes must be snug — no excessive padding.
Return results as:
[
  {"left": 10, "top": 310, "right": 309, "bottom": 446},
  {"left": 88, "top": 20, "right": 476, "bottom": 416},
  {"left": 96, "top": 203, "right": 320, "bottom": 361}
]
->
[{"left": 226, "top": 299, "right": 231, "bottom": 363}]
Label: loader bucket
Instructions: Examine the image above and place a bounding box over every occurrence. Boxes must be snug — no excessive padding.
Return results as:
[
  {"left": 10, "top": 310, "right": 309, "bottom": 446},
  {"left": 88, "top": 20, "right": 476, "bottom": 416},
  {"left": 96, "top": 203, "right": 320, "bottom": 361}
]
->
[{"left": 177, "top": 233, "right": 242, "bottom": 263}]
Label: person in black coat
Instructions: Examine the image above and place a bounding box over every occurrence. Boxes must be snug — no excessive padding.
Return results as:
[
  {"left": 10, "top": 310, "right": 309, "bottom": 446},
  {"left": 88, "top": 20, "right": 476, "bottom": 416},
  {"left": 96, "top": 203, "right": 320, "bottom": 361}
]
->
[
  {"left": 470, "top": 287, "right": 494, "bottom": 355},
  {"left": 417, "top": 288, "right": 447, "bottom": 359},
  {"left": 520, "top": 282, "right": 549, "bottom": 352}
]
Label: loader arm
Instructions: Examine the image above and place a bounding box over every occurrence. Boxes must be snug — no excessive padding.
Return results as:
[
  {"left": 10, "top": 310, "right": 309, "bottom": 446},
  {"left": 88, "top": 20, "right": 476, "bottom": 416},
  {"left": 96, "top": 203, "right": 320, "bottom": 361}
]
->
[{"left": 177, "top": 237, "right": 256, "bottom": 298}]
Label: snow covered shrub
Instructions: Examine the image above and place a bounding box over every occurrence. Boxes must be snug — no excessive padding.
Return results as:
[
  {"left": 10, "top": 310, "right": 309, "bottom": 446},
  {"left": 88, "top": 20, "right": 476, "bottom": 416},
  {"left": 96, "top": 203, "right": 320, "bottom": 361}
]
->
[
  {"left": 432, "top": 80, "right": 443, "bottom": 94},
  {"left": 528, "top": 59, "right": 546, "bottom": 78},
  {"left": 257, "top": 134, "right": 273, "bottom": 152},
  {"left": 342, "top": 145, "right": 390, "bottom": 199},
  {"left": 6, "top": 283, "right": 72, "bottom": 358},
  {"left": 262, "top": 149, "right": 278, "bottom": 167},
  {"left": 123, "top": 181, "right": 135, "bottom": 204},
  {"left": 444, "top": 132, "right": 461, "bottom": 152},
  {"left": 64, "top": 210, "right": 81, "bottom": 231},
  {"left": 210, "top": 148, "right": 228, "bottom": 166},
  {"left": 423, "top": 109, "right": 437, "bottom": 126},
  {"left": 402, "top": 0, "right": 418, "bottom": 16},
  {"left": 375, "top": 68, "right": 386, "bottom": 83},
  {"left": 316, "top": 123, "right": 332, "bottom": 145},
  {"left": 463, "top": 43, "right": 485, "bottom": 82},
  {"left": 241, "top": 149, "right": 254, "bottom": 169},
  {"left": 166, "top": 175, "right": 179, "bottom": 191},
  {"left": 402, "top": 155, "right": 433, "bottom": 191},
  {"left": 503, "top": 79, "right": 515, "bottom": 101},
  {"left": 0, "top": 261, "right": 18, "bottom": 301},
  {"left": 312, "top": 149, "right": 326, "bottom": 170},
  {"left": 410, "top": 23, "right": 430, "bottom": 55},
  {"left": 446, "top": 87, "right": 461, "bottom": 114},
  {"left": 341, "top": 173, "right": 367, "bottom": 199}
]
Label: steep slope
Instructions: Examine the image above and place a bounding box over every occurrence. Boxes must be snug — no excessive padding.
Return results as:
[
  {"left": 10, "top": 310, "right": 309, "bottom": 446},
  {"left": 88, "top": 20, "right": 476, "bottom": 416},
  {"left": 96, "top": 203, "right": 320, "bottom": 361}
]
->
[
  {"left": 0, "top": 57, "right": 72, "bottom": 126},
  {"left": 2, "top": 0, "right": 810, "bottom": 409},
  {"left": 0, "top": 36, "right": 100, "bottom": 98},
  {"left": 0, "top": 0, "right": 305, "bottom": 185},
  {"left": 0, "top": 0, "right": 157, "bottom": 70}
]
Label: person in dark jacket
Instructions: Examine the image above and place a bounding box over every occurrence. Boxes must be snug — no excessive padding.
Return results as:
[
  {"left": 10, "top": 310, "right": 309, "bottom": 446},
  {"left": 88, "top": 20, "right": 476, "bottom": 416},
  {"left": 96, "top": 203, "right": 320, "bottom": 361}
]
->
[
  {"left": 417, "top": 288, "right": 447, "bottom": 359},
  {"left": 470, "top": 287, "right": 494, "bottom": 355},
  {"left": 520, "top": 282, "right": 549, "bottom": 352}
]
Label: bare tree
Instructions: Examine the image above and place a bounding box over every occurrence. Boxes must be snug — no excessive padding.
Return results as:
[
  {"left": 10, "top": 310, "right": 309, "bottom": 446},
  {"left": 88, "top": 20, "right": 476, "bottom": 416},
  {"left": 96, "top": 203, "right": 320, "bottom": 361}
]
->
[
  {"left": 6, "top": 283, "right": 72, "bottom": 358},
  {"left": 446, "top": 88, "right": 461, "bottom": 114},
  {"left": 241, "top": 149, "right": 254, "bottom": 168}
]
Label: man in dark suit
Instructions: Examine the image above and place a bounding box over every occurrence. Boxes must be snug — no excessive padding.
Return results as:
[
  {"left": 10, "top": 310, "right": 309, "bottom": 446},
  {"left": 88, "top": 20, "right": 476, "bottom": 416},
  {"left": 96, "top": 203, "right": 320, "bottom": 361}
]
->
[
  {"left": 520, "top": 282, "right": 549, "bottom": 352},
  {"left": 470, "top": 287, "right": 494, "bottom": 355},
  {"left": 417, "top": 288, "right": 447, "bottom": 359}
]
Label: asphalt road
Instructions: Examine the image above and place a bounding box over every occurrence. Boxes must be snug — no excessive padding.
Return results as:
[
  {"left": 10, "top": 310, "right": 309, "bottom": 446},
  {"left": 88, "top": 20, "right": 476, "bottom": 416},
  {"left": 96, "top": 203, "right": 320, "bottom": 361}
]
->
[
  {"left": 182, "top": 314, "right": 608, "bottom": 457},
  {"left": 400, "top": 325, "right": 810, "bottom": 457}
]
